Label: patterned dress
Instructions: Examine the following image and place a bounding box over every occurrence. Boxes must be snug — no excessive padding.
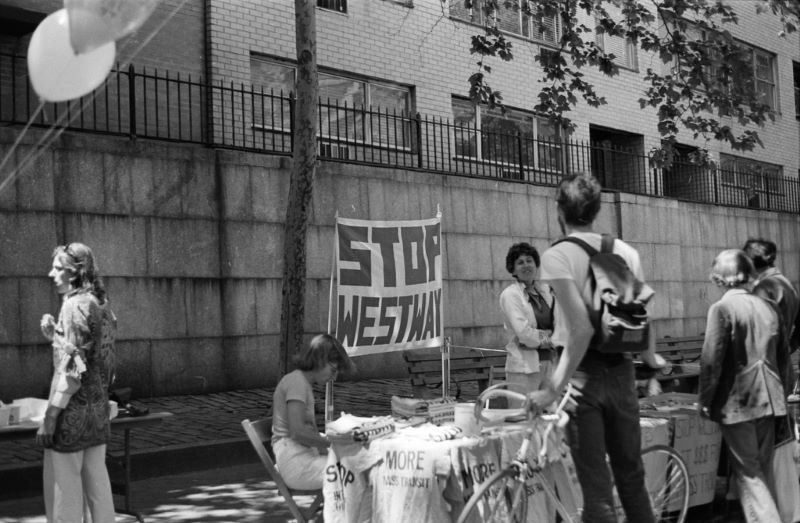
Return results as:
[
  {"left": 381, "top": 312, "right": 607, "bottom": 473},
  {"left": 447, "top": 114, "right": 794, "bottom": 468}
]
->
[{"left": 47, "top": 289, "right": 116, "bottom": 453}]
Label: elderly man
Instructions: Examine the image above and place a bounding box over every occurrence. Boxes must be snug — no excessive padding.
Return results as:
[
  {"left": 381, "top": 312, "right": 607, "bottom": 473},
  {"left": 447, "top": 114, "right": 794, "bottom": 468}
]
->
[{"left": 700, "top": 249, "right": 786, "bottom": 522}]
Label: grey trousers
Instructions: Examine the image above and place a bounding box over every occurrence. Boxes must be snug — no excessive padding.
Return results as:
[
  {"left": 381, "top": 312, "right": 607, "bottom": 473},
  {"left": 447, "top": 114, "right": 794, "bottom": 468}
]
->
[{"left": 721, "top": 417, "right": 781, "bottom": 523}]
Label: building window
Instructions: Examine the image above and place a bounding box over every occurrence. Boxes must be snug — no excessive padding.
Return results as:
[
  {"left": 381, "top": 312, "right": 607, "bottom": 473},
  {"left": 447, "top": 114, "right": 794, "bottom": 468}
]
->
[
  {"left": 595, "top": 16, "right": 637, "bottom": 70},
  {"left": 319, "top": 73, "right": 412, "bottom": 148},
  {"left": 737, "top": 45, "right": 776, "bottom": 110},
  {"left": 449, "top": 1, "right": 561, "bottom": 46},
  {"left": 250, "top": 57, "right": 294, "bottom": 131},
  {"left": 317, "top": 0, "right": 347, "bottom": 13},
  {"left": 250, "top": 56, "right": 413, "bottom": 150},
  {"left": 719, "top": 154, "right": 783, "bottom": 205},
  {"left": 451, "top": 97, "right": 561, "bottom": 172},
  {"left": 670, "top": 22, "right": 717, "bottom": 86}
]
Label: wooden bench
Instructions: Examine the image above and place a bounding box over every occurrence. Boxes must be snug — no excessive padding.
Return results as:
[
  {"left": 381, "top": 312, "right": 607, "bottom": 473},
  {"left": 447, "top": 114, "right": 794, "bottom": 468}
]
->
[
  {"left": 402, "top": 347, "right": 507, "bottom": 399},
  {"left": 644, "top": 335, "right": 704, "bottom": 391}
]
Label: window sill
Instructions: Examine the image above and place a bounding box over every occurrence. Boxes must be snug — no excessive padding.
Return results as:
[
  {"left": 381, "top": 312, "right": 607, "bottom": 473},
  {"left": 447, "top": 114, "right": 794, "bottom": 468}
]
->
[{"left": 453, "top": 155, "right": 562, "bottom": 174}]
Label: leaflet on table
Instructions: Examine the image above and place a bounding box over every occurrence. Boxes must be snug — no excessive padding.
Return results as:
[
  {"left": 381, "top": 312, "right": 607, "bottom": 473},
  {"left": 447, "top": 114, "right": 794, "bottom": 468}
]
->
[{"left": 0, "top": 397, "right": 48, "bottom": 427}]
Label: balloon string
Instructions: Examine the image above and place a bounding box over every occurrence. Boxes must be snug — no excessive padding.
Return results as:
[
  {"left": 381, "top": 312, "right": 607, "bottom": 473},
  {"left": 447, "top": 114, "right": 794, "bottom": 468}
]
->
[
  {"left": 0, "top": 103, "right": 78, "bottom": 196},
  {"left": 0, "top": 0, "right": 190, "bottom": 196},
  {"left": 0, "top": 101, "right": 46, "bottom": 193},
  {"left": 114, "top": 0, "right": 191, "bottom": 73}
]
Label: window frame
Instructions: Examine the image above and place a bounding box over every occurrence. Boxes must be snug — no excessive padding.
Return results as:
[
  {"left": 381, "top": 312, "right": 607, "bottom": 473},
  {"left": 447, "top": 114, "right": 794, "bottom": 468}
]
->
[
  {"left": 718, "top": 153, "right": 784, "bottom": 196},
  {"left": 669, "top": 23, "right": 777, "bottom": 110},
  {"left": 249, "top": 56, "right": 414, "bottom": 152},
  {"left": 594, "top": 15, "right": 638, "bottom": 71},
  {"left": 317, "top": 73, "right": 413, "bottom": 150},
  {"left": 451, "top": 97, "right": 562, "bottom": 173},
  {"left": 317, "top": 0, "right": 347, "bottom": 13},
  {"left": 745, "top": 45, "right": 777, "bottom": 110},
  {"left": 249, "top": 56, "right": 295, "bottom": 133},
  {"left": 448, "top": 0, "right": 562, "bottom": 47}
]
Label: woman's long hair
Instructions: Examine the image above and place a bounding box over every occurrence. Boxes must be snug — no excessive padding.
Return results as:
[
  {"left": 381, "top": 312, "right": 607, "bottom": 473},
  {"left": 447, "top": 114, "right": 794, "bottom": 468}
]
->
[
  {"left": 53, "top": 243, "right": 107, "bottom": 303},
  {"left": 292, "top": 333, "right": 356, "bottom": 375}
]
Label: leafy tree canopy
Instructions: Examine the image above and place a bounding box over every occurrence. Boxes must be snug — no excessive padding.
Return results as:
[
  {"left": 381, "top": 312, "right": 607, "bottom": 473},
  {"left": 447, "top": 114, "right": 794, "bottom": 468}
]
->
[{"left": 455, "top": 0, "right": 799, "bottom": 166}]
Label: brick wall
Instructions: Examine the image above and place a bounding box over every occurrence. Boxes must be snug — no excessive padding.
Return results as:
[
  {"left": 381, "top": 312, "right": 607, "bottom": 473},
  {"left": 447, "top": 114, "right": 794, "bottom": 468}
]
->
[{"left": 204, "top": 0, "right": 800, "bottom": 174}]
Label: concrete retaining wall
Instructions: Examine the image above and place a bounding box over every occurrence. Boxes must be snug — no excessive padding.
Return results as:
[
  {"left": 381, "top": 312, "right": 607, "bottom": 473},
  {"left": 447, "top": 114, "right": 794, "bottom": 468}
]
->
[{"left": 1, "top": 129, "right": 798, "bottom": 400}]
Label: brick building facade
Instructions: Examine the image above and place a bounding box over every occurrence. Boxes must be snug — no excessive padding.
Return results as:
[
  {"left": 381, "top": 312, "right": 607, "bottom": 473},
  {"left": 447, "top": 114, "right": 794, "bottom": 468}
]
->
[{"left": 0, "top": 1, "right": 799, "bottom": 396}]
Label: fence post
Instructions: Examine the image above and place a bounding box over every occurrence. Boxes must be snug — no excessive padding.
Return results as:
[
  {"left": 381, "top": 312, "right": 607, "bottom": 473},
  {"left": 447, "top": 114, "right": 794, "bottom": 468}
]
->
[
  {"left": 289, "top": 92, "right": 296, "bottom": 154},
  {"left": 128, "top": 64, "right": 136, "bottom": 140},
  {"left": 516, "top": 132, "right": 524, "bottom": 181},
  {"left": 415, "top": 112, "right": 423, "bottom": 169},
  {"left": 712, "top": 167, "right": 719, "bottom": 205}
]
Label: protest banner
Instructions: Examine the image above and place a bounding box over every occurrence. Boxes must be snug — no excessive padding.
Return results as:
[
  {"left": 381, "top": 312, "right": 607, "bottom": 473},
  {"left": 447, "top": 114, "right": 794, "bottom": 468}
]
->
[{"left": 334, "top": 215, "right": 443, "bottom": 356}]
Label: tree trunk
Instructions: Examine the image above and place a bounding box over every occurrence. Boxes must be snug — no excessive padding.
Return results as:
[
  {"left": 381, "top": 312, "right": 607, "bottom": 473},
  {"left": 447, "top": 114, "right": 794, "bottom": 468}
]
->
[{"left": 279, "top": 1, "right": 318, "bottom": 375}]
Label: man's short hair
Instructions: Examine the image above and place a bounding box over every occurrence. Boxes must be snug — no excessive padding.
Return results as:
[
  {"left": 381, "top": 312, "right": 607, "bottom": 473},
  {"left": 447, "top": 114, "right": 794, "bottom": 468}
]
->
[
  {"left": 710, "top": 249, "right": 756, "bottom": 288},
  {"left": 505, "top": 242, "right": 540, "bottom": 274},
  {"left": 556, "top": 173, "right": 602, "bottom": 226},
  {"left": 742, "top": 238, "right": 777, "bottom": 270}
]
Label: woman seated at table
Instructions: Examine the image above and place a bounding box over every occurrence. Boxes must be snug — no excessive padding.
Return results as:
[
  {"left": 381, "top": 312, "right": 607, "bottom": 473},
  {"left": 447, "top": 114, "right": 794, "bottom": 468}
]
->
[
  {"left": 271, "top": 333, "right": 355, "bottom": 490},
  {"left": 499, "top": 242, "right": 557, "bottom": 407}
]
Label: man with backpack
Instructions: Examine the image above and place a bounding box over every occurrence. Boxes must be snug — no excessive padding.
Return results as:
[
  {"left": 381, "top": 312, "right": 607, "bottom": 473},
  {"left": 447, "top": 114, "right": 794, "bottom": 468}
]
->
[{"left": 528, "top": 173, "right": 664, "bottom": 523}]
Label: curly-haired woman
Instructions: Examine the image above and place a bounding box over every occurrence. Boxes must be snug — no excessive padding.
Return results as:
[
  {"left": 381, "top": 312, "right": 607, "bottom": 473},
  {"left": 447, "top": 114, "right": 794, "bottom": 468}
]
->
[{"left": 498, "top": 242, "right": 557, "bottom": 407}]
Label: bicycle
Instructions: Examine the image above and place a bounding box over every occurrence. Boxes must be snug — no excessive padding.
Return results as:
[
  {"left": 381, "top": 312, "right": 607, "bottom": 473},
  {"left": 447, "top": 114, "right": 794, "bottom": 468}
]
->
[{"left": 456, "top": 384, "right": 690, "bottom": 523}]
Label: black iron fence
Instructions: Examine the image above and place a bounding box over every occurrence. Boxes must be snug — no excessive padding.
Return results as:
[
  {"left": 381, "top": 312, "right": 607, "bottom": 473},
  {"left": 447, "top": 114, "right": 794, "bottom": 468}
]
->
[{"left": 1, "top": 52, "right": 797, "bottom": 213}]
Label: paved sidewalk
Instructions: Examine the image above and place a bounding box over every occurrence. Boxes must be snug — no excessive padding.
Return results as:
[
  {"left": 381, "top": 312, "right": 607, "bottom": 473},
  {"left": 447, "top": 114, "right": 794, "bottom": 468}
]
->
[
  {"left": 0, "top": 377, "right": 739, "bottom": 523},
  {"left": 0, "top": 378, "right": 479, "bottom": 496},
  {"left": 0, "top": 377, "right": 479, "bottom": 522},
  {"left": 0, "top": 462, "right": 317, "bottom": 522}
]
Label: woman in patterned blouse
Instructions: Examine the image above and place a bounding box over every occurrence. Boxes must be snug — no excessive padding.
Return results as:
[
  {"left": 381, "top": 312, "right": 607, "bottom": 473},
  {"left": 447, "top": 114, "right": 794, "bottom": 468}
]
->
[{"left": 37, "top": 243, "right": 117, "bottom": 522}]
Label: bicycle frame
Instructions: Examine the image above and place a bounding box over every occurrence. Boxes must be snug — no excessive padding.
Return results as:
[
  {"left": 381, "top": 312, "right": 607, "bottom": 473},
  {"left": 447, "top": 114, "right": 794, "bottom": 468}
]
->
[{"left": 457, "top": 384, "right": 581, "bottom": 523}]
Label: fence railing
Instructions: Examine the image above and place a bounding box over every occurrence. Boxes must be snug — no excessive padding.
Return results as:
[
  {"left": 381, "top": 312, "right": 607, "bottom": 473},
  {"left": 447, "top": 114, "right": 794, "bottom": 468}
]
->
[{"left": 1, "top": 52, "right": 797, "bottom": 214}]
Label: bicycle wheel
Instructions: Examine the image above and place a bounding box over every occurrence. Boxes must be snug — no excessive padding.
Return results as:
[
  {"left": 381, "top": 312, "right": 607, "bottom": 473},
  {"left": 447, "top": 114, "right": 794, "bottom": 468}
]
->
[
  {"left": 456, "top": 466, "right": 527, "bottom": 523},
  {"left": 641, "top": 444, "right": 690, "bottom": 523}
]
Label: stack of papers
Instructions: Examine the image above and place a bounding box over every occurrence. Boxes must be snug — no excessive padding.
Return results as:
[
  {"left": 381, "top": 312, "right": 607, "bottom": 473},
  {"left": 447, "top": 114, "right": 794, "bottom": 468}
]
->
[
  {"left": 326, "top": 414, "right": 395, "bottom": 443},
  {"left": 390, "top": 396, "right": 456, "bottom": 425}
]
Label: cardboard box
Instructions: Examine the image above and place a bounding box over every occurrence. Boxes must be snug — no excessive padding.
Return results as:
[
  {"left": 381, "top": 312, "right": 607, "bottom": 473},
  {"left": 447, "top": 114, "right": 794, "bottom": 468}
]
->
[{"left": 640, "top": 394, "right": 722, "bottom": 508}]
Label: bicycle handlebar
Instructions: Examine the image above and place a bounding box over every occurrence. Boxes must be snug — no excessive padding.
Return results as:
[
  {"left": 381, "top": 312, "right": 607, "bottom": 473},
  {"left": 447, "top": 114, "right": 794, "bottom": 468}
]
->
[{"left": 474, "top": 383, "right": 573, "bottom": 460}]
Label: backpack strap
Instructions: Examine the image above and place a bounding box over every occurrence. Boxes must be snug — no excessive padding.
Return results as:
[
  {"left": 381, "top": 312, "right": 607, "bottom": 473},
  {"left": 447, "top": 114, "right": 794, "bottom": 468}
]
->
[
  {"left": 552, "top": 236, "right": 598, "bottom": 257},
  {"left": 552, "top": 234, "right": 616, "bottom": 256},
  {"left": 600, "top": 233, "right": 615, "bottom": 254}
]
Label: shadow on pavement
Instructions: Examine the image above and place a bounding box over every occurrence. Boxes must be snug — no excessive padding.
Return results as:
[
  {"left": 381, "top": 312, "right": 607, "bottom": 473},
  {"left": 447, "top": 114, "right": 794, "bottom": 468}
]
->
[{"left": 0, "top": 463, "right": 319, "bottom": 523}]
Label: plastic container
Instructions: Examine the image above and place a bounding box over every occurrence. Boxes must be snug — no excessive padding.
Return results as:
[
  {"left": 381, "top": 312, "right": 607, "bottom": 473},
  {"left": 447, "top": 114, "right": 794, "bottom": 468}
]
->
[{"left": 453, "top": 402, "right": 480, "bottom": 436}]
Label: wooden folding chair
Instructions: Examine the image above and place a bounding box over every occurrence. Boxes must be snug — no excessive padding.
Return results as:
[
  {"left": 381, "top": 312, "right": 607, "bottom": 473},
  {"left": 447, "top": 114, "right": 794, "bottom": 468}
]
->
[{"left": 241, "top": 418, "right": 324, "bottom": 523}]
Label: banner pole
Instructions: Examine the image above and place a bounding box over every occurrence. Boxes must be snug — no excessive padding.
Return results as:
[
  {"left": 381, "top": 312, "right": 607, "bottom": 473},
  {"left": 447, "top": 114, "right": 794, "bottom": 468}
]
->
[{"left": 442, "top": 336, "right": 451, "bottom": 399}]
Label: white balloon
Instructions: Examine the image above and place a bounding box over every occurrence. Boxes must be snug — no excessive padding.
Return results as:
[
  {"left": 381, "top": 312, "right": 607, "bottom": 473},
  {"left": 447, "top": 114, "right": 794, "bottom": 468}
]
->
[
  {"left": 27, "top": 9, "right": 116, "bottom": 103},
  {"left": 65, "top": 0, "right": 162, "bottom": 55}
]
